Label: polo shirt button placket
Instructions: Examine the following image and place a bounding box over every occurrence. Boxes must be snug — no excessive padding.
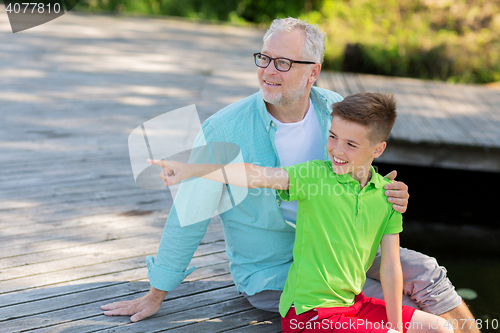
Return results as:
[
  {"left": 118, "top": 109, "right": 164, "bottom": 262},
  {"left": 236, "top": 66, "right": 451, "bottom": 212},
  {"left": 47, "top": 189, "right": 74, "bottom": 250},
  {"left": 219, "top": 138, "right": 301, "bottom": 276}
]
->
[{"left": 356, "top": 194, "right": 362, "bottom": 227}]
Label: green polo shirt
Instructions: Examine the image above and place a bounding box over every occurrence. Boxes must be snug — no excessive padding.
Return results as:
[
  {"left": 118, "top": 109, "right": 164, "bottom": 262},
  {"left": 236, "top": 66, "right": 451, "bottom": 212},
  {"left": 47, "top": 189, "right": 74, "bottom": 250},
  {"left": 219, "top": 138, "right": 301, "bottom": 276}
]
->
[{"left": 277, "top": 160, "right": 403, "bottom": 317}]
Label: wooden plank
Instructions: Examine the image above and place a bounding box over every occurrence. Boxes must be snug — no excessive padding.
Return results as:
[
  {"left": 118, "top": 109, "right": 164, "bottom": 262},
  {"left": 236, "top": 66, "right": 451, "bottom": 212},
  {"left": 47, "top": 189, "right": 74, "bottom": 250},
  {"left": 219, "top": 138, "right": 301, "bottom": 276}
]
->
[
  {"left": 0, "top": 218, "right": 223, "bottom": 259},
  {"left": 0, "top": 227, "right": 224, "bottom": 276},
  {"left": 480, "top": 87, "right": 500, "bottom": 116},
  {"left": 317, "top": 72, "right": 350, "bottom": 98},
  {"left": 0, "top": 282, "right": 238, "bottom": 332},
  {"left": 0, "top": 168, "right": 131, "bottom": 192},
  {"left": 0, "top": 190, "right": 168, "bottom": 222},
  {"left": 0, "top": 186, "right": 162, "bottom": 216},
  {"left": 387, "top": 76, "right": 457, "bottom": 144},
  {"left": 351, "top": 74, "right": 417, "bottom": 142},
  {"left": 341, "top": 72, "right": 364, "bottom": 94},
  {"left": 222, "top": 316, "right": 282, "bottom": 333},
  {"left": 26, "top": 295, "right": 251, "bottom": 333},
  {"left": 0, "top": 212, "right": 220, "bottom": 251},
  {"left": 0, "top": 149, "right": 126, "bottom": 171},
  {"left": 318, "top": 71, "right": 500, "bottom": 150},
  {"left": 0, "top": 217, "right": 161, "bottom": 249},
  {"left": 315, "top": 72, "right": 330, "bottom": 93},
  {"left": 0, "top": 158, "right": 131, "bottom": 186},
  {"left": 163, "top": 308, "right": 280, "bottom": 332},
  {"left": 0, "top": 206, "right": 164, "bottom": 235},
  {"left": 329, "top": 72, "right": 352, "bottom": 97},
  {"left": 420, "top": 80, "right": 486, "bottom": 146},
  {"left": 0, "top": 211, "right": 164, "bottom": 236},
  {"left": 364, "top": 74, "right": 441, "bottom": 143},
  {"left": 0, "top": 177, "right": 139, "bottom": 204},
  {"left": 0, "top": 194, "right": 168, "bottom": 228},
  {"left": 0, "top": 219, "right": 219, "bottom": 264},
  {"left": 0, "top": 238, "right": 225, "bottom": 282},
  {"left": 435, "top": 83, "right": 499, "bottom": 147},
  {"left": 0, "top": 264, "right": 231, "bottom": 311},
  {"left": 223, "top": 316, "right": 282, "bottom": 333},
  {"left": 467, "top": 85, "right": 500, "bottom": 121},
  {"left": 0, "top": 235, "right": 161, "bottom": 279},
  {"left": 0, "top": 263, "right": 233, "bottom": 325},
  {"left": 0, "top": 249, "right": 229, "bottom": 294},
  {"left": 0, "top": 225, "right": 158, "bottom": 259}
]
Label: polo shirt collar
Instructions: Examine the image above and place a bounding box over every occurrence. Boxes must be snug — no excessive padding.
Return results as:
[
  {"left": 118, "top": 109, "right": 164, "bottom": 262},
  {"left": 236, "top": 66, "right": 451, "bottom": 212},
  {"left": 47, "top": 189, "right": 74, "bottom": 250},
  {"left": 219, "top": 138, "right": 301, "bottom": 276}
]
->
[
  {"left": 335, "top": 165, "right": 383, "bottom": 189},
  {"left": 367, "top": 165, "right": 384, "bottom": 189}
]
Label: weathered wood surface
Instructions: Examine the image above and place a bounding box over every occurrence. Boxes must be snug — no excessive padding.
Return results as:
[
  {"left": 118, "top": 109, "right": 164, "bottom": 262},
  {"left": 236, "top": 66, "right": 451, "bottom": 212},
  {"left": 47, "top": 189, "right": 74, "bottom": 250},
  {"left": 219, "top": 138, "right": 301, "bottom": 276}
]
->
[
  {"left": 317, "top": 72, "right": 500, "bottom": 171},
  {"left": 317, "top": 71, "right": 500, "bottom": 147},
  {"left": 0, "top": 10, "right": 281, "bottom": 333}
]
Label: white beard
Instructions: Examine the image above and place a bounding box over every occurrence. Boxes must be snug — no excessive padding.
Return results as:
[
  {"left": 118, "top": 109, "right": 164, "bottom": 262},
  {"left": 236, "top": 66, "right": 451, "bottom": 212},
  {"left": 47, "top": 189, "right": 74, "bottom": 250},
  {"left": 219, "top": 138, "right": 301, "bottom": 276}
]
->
[{"left": 261, "top": 72, "right": 310, "bottom": 108}]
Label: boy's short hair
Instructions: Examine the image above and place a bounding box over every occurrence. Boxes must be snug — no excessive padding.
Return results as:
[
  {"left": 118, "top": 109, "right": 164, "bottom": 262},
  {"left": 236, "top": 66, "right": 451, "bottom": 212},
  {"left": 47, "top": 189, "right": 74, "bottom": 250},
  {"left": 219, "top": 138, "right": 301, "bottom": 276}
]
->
[{"left": 330, "top": 92, "right": 397, "bottom": 144}]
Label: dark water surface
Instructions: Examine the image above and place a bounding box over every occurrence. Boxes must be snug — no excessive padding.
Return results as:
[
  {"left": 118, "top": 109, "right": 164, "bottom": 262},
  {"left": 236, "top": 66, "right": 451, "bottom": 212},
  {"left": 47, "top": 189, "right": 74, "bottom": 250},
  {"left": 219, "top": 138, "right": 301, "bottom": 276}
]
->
[{"left": 375, "top": 162, "right": 500, "bottom": 332}]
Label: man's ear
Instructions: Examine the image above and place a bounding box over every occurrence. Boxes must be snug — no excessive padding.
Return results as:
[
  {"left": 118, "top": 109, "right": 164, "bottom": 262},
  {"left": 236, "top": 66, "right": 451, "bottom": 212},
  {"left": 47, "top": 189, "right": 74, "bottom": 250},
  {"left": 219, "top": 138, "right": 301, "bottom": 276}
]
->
[
  {"left": 372, "top": 141, "right": 387, "bottom": 158},
  {"left": 308, "top": 63, "right": 322, "bottom": 84}
]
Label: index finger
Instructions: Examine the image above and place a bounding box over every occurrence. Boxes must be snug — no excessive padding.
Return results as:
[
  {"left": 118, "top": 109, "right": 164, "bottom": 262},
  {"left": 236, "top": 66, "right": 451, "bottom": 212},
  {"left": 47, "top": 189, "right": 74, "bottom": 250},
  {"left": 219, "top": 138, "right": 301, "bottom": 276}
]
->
[
  {"left": 384, "top": 181, "right": 407, "bottom": 191},
  {"left": 101, "top": 300, "right": 129, "bottom": 310},
  {"left": 147, "top": 159, "right": 165, "bottom": 167}
]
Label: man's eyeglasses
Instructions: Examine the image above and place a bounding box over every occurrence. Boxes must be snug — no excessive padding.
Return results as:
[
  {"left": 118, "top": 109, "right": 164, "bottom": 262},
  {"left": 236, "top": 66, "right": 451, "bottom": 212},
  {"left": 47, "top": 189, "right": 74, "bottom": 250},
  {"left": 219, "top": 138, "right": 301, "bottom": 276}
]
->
[{"left": 253, "top": 53, "right": 316, "bottom": 72}]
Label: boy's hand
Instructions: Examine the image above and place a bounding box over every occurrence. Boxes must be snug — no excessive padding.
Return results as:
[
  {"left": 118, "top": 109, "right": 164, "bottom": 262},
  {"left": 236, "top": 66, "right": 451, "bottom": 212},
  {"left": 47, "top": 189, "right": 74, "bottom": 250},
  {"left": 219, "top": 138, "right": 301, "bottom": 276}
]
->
[
  {"left": 147, "top": 159, "right": 188, "bottom": 186},
  {"left": 383, "top": 170, "right": 409, "bottom": 214}
]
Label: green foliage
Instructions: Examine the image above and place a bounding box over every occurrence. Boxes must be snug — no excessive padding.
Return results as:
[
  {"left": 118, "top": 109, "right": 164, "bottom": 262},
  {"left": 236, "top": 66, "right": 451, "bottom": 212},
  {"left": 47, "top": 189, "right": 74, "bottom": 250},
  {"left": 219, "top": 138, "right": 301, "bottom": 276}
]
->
[
  {"left": 76, "top": 0, "right": 322, "bottom": 24},
  {"left": 302, "top": 0, "right": 500, "bottom": 84},
  {"left": 74, "top": 0, "right": 500, "bottom": 84}
]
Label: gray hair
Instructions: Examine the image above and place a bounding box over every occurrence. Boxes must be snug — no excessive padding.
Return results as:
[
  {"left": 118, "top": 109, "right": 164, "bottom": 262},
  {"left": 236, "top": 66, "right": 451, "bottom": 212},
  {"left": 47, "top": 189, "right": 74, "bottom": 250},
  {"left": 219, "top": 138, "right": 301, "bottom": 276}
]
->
[{"left": 263, "top": 17, "right": 325, "bottom": 64}]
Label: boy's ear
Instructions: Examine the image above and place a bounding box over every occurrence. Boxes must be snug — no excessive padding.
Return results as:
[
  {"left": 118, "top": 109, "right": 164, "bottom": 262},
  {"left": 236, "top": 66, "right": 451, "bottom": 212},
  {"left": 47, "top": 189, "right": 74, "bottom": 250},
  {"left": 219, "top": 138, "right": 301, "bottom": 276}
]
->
[{"left": 372, "top": 141, "right": 387, "bottom": 158}]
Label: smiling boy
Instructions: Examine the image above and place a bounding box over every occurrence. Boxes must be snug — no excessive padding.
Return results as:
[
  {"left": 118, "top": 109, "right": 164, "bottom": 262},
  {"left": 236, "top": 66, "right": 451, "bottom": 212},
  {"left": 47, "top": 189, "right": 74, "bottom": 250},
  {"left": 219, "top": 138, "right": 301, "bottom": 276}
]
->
[{"left": 148, "top": 92, "right": 452, "bottom": 333}]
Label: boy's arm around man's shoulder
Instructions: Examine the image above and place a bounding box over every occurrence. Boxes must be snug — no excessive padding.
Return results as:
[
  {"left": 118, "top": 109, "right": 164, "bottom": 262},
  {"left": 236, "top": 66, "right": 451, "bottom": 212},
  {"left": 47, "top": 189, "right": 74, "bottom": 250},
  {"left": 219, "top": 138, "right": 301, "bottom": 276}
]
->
[{"left": 383, "top": 170, "right": 410, "bottom": 214}]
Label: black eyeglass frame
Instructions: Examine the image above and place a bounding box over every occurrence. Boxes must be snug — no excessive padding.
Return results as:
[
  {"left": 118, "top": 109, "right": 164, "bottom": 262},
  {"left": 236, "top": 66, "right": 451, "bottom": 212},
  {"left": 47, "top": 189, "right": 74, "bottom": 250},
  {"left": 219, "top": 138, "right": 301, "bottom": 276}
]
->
[{"left": 253, "top": 52, "right": 316, "bottom": 72}]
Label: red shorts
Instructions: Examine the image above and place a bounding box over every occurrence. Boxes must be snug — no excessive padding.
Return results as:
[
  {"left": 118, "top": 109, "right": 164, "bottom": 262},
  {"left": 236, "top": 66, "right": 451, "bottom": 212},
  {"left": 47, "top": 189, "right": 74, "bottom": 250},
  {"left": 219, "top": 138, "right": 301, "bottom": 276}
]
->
[{"left": 282, "top": 293, "right": 417, "bottom": 333}]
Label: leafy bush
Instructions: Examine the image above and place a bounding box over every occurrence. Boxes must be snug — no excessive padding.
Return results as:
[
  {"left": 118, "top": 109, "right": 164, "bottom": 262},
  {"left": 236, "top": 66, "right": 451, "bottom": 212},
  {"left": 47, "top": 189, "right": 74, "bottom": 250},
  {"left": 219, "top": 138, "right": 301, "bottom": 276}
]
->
[
  {"left": 301, "top": 0, "right": 500, "bottom": 83},
  {"left": 76, "top": 0, "right": 321, "bottom": 24}
]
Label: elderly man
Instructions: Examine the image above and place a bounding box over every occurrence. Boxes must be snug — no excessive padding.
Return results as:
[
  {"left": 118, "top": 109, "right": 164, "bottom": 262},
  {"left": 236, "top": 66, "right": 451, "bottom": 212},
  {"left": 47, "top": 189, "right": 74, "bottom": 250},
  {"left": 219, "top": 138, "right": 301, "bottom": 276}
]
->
[{"left": 102, "top": 18, "right": 478, "bottom": 333}]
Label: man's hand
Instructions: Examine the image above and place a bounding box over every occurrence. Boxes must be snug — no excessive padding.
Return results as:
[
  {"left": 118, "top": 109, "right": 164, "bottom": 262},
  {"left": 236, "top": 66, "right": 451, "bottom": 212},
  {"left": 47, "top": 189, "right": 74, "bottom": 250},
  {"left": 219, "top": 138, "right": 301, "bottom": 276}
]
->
[
  {"left": 101, "top": 287, "right": 168, "bottom": 322},
  {"left": 383, "top": 170, "right": 409, "bottom": 214}
]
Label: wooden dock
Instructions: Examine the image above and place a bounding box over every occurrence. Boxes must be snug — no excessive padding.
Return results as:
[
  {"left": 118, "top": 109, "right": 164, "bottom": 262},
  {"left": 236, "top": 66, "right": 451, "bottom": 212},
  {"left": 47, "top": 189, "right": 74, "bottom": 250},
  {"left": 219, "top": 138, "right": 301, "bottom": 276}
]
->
[
  {"left": 316, "top": 72, "right": 500, "bottom": 172},
  {"left": 0, "top": 11, "right": 281, "bottom": 333},
  {"left": 1, "top": 8, "right": 498, "bottom": 333}
]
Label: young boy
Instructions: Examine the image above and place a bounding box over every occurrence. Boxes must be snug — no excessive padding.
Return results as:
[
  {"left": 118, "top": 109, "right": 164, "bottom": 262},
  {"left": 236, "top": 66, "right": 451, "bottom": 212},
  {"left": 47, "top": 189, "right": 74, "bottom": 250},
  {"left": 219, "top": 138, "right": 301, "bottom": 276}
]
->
[{"left": 148, "top": 92, "right": 452, "bottom": 333}]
